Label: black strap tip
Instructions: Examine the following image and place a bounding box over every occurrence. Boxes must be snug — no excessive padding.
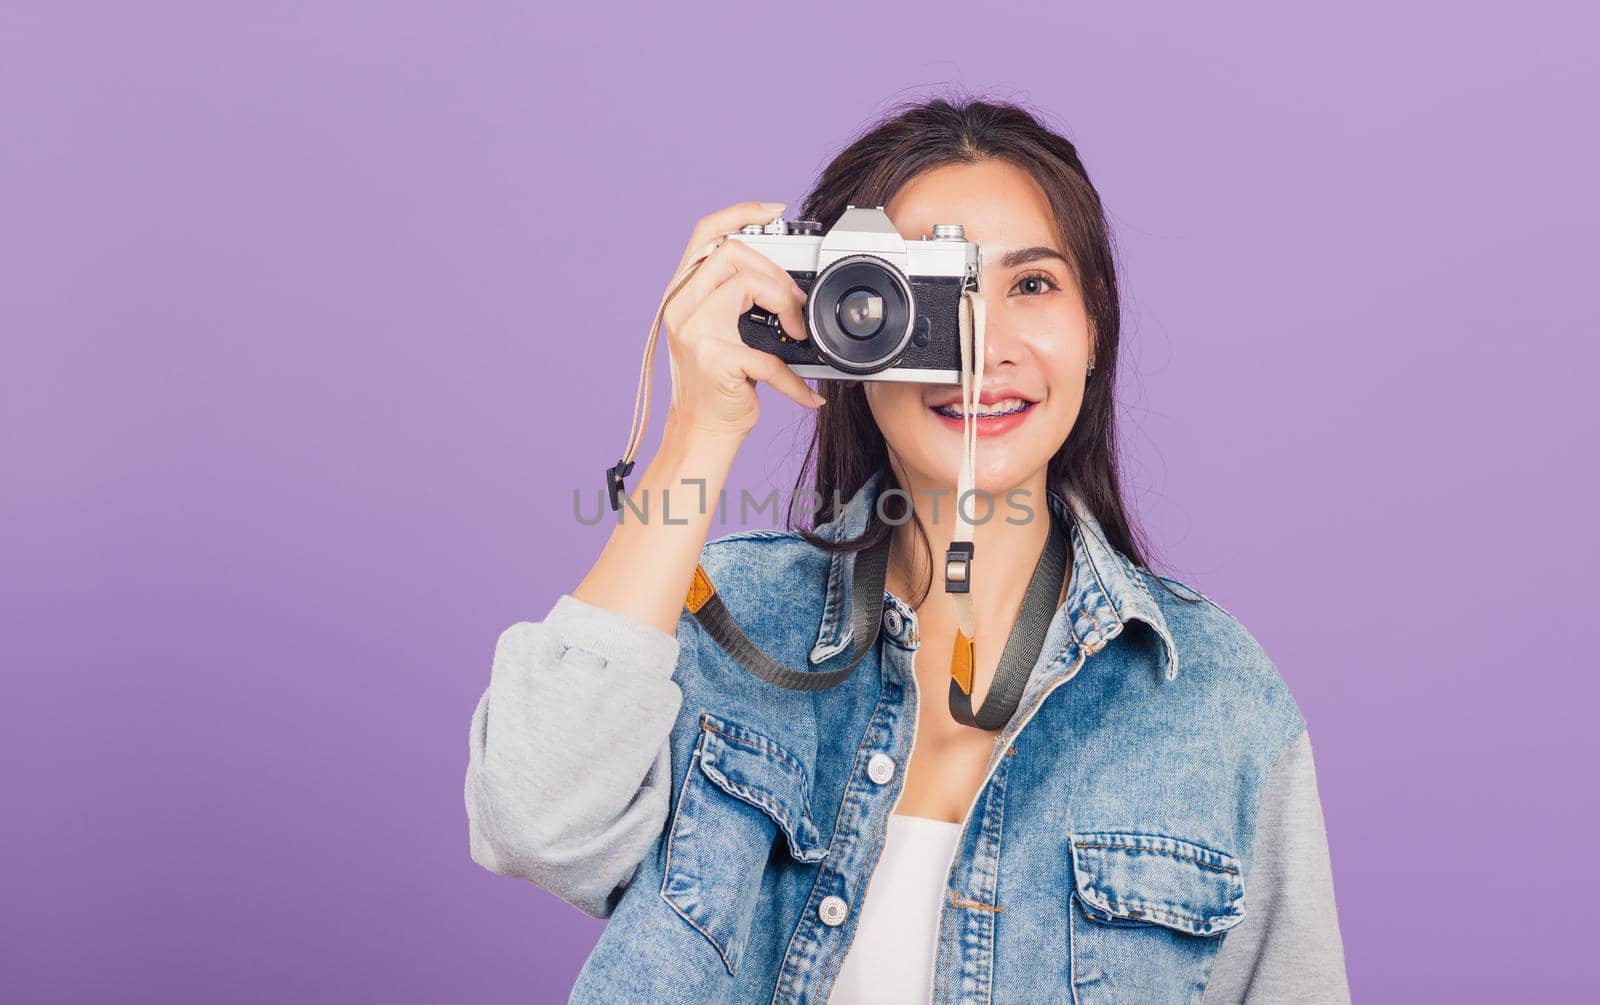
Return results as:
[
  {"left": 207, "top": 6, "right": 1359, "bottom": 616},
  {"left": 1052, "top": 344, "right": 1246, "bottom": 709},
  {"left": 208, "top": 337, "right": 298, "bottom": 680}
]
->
[{"left": 605, "top": 459, "right": 635, "bottom": 511}]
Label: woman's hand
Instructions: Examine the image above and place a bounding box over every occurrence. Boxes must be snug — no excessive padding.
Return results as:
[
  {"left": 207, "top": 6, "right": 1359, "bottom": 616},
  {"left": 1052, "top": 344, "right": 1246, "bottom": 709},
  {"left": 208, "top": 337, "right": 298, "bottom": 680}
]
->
[
  {"left": 661, "top": 201, "right": 823, "bottom": 446},
  {"left": 572, "top": 202, "right": 822, "bottom": 635}
]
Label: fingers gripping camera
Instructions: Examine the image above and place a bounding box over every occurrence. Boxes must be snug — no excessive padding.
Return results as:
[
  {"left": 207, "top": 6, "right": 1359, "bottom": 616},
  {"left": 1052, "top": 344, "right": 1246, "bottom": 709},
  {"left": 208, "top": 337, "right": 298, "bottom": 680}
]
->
[
  {"left": 730, "top": 206, "right": 981, "bottom": 384},
  {"left": 603, "top": 206, "right": 982, "bottom": 511}
]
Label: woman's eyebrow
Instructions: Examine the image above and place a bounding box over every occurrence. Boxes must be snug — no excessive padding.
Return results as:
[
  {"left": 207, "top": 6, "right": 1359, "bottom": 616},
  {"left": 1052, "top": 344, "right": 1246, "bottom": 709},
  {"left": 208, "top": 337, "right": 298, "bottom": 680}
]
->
[{"left": 994, "top": 246, "right": 1072, "bottom": 269}]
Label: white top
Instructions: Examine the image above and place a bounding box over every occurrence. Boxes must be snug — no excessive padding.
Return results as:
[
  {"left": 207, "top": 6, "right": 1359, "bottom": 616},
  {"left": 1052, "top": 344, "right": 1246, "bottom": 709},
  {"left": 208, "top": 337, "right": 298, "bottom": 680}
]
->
[{"left": 829, "top": 812, "right": 964, "bottom": 1003}]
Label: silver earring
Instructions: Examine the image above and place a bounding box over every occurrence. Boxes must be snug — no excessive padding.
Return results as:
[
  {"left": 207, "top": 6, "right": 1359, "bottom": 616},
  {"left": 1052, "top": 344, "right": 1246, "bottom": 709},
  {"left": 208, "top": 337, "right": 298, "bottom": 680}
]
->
[{"left": 1087, "top": 357, "right": 1096, "bottom": 375}]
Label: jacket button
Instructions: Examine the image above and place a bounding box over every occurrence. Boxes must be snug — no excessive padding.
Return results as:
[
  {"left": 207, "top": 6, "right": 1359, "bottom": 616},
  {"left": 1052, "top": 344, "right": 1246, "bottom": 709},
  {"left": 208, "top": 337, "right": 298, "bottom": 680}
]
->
[
  {"left": 882, "top": 607, "right": 903, "bottom": 637},
  {"left": 818, "top": 895, "right": 850, "bottom": 927},
  {"left": 866, "top": 752, "right": 896, "bottom": 785}
]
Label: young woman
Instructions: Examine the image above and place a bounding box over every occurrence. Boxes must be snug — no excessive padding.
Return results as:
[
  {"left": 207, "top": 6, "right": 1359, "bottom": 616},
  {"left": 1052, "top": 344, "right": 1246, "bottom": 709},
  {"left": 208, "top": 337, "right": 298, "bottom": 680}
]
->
[{"left": 465, "top": 97, "right": 1350, "bottom": 1004}]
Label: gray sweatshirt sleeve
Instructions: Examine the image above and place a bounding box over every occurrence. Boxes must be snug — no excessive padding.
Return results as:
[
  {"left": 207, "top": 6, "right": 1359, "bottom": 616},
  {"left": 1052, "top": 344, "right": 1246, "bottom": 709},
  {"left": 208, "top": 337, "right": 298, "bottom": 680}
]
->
[
  {"left": 1202, "top": 728, "right": 1351, "bottom": 1003},
  {"left": 464, "top": 593, "right": 693, "bottom": 919}
]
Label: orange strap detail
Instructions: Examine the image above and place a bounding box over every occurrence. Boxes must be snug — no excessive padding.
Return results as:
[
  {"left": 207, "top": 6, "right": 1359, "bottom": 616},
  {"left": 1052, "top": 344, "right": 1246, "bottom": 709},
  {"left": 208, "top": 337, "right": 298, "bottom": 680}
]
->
[
  {"left": 950, "top": 628, "right": 976, "bottom": 696},
  {"left": 685, "top": 565, "right": 716, "bottom": 614}
]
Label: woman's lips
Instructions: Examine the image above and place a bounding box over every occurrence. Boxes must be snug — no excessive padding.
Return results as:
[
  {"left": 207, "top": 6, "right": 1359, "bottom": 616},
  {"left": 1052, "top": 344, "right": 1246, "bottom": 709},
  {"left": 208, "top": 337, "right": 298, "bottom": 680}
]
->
[{"left": 929, "top": 398, "right": 1036, "bottom": 437}]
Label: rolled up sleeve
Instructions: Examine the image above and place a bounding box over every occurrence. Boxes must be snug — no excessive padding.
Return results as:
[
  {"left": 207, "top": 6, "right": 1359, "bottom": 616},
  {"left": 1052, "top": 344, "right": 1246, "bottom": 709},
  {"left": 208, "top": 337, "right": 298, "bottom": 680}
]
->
[{"left": 464, "top": 594, "right": 692, "bottom": 918}]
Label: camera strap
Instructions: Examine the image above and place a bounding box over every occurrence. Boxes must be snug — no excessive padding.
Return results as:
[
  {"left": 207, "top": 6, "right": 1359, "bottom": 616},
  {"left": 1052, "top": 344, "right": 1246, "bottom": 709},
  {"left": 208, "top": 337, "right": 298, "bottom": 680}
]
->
[
  {"left": 684, "top": 526, "right": 892, "bottom": 691},
  {"left": 947, "top": 501, "right": 1069, "bottom": 729},
  {"left": 604, "top": 236, "right": 724, "bottom": 511},
  {"left": 680, "top": 504, "right": 1065, "bottom": 724},
  {"left": 944, "top": 287, "right": 985, "bottom": 701},
  {"left": 939, "top": 286, "right": 1071, "bottom": 729}
]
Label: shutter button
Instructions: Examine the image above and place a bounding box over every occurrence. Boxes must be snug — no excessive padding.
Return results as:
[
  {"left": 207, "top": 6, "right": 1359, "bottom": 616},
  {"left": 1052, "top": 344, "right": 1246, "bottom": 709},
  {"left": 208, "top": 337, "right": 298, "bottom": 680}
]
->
[
  {"left": 882, "top": 607, "right": 903, "bottom": 637},
  {"left": 818, "top": 895, "right": 849, "bottom": 927},
  {"left": 866, "top": 752, "right": 896, "bottom": 785}
]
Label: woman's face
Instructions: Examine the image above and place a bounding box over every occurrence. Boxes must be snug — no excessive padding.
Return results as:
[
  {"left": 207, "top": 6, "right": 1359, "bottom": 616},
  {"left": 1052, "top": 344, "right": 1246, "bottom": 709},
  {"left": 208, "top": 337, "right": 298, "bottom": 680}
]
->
[{"left": 869, "top": 158, "right": 1093, "bottom": 498}]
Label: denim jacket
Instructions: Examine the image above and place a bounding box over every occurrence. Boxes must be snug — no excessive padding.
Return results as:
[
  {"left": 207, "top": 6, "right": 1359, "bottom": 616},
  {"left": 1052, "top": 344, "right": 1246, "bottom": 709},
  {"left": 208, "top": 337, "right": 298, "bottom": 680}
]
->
[{"left": 465, "top": 469, "right": 1350, "bottom": 1003}]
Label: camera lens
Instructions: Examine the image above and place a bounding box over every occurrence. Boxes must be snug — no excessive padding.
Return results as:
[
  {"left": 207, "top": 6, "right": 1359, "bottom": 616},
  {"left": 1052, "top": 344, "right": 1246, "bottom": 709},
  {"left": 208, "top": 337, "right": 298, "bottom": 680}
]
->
[
  {"left": 805, "top": 255, "right": 915, "bottom": 375},
  {"left": 836, "top": 288, "right": 885, "bottom": 340}
]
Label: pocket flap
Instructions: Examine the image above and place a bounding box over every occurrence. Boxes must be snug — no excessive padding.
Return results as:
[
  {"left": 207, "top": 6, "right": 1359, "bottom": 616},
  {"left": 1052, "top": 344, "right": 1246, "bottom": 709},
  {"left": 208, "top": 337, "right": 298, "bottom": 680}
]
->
[
  {"left": 1070, "top": 831, "right": 1246, "bottom": 936},
  {"left": 696, "top": 713, "right": 827, "bottom": 863}
]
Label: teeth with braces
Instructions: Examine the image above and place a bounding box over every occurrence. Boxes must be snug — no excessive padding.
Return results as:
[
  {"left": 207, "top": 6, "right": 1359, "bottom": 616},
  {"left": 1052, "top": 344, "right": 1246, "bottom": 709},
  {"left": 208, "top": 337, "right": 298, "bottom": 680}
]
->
[{"left": 933, "top": 397, "right": 1030, "bottom": 418}]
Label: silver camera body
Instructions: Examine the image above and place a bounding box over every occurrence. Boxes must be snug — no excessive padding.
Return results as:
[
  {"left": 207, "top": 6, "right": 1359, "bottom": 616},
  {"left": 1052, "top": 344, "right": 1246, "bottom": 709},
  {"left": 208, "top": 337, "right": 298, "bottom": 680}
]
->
[{"left": 728, "top": 206, "right": 980, "bottom": 384}]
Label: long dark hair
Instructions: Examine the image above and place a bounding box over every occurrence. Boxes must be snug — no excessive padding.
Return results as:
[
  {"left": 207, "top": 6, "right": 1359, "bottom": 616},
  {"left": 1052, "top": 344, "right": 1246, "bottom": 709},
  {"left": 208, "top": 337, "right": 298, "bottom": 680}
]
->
[{"left": 785, "top": 91, "right": 1193, "bottom": 607}]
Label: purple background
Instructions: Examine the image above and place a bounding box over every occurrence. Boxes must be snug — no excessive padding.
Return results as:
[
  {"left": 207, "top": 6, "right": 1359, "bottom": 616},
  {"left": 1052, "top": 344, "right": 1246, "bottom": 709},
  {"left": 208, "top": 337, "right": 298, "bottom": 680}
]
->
[{"left": 3, "top": 2, "right": 1595, "bottom": 1001}]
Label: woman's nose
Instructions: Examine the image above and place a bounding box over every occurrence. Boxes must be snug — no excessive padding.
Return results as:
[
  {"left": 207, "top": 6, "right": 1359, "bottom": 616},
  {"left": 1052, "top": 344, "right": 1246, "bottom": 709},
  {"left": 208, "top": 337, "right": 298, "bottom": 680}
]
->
[{"left": 978, "top": 298, "right": 1020, "bottom": 370}]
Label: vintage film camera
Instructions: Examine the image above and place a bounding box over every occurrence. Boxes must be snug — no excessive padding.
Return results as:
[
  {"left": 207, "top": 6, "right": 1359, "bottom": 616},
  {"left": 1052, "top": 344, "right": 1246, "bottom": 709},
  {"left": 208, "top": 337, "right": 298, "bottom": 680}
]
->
[{"left": 730, "top": 206, "right": 980, "bottom": 384}]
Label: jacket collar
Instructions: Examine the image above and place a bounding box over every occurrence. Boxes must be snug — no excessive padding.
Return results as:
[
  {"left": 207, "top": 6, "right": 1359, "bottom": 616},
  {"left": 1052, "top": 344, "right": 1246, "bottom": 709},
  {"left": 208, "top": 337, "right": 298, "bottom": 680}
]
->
[{"left": 806, "top": 468, "right": 1180, "bottom": 682}]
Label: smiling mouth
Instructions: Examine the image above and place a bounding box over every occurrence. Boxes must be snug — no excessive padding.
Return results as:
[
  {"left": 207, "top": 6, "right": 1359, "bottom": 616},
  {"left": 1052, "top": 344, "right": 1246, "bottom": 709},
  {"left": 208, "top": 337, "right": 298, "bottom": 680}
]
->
[{"left": 930, "top": 397, "right": 1034, "bottom": 419}]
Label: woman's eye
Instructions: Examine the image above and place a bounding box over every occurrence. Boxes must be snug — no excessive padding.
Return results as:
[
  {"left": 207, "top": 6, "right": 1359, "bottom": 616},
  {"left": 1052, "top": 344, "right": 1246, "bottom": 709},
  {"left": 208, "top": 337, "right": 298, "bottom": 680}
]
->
[{"left": 1011, "top": 272, "right": 1058, "bottom": 296}]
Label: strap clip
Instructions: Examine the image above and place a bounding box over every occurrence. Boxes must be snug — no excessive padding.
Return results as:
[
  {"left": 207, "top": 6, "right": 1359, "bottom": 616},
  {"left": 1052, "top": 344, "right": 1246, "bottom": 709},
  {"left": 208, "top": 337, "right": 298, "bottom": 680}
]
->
[
  {"left": 944, "top": 541, "right": 974, "bottom": 594},
  {"left": 605, "top": 459, "right": 635, "bottom": 511}
]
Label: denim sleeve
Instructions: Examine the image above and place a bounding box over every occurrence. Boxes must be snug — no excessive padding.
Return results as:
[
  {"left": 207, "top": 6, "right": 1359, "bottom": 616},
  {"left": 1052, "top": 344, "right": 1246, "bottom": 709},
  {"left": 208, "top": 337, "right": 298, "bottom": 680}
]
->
[
  {"left": 464, "top": 593, "right": 690, "bottom": 919},
  {"left": 1202, "top": 728, "right": 1352, "bottom": 1003}
]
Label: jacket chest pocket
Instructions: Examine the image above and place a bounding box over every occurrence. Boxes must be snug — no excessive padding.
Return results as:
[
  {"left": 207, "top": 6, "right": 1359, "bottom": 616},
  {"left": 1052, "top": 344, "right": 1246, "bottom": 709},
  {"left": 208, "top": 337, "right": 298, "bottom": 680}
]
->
[
  {"left": 1067, "top": 831, "right": 1247, "bottom": 1005},
  {"left": 660, "top": 712, "right": 828, "bottom": 976}
]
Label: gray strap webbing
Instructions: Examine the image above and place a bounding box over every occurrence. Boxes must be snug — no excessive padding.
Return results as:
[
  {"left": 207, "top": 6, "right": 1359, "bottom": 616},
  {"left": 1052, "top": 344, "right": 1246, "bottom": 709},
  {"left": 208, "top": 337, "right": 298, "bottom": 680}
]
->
[
  {"left": 686, "top": 506, "right": 1069, "bottom": 729},
  {"left": 947, "top": 507, "right": 1070, "bottom": 730},
  {"left": 687, "top": 530, "right": 890, "bottom": 692}
]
